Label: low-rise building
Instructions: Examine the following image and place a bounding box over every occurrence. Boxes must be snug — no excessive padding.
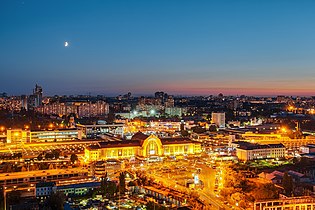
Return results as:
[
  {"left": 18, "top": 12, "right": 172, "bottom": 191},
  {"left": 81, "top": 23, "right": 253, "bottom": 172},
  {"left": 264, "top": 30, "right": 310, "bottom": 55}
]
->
[
  {"left": 35, "top": 182, "right": 57, "bottom": 200},
  {"left": 254, "top": 196, "right": 315, "bottom": 210},
  {"left": 300, "top": 144, "right": 315, "bottom": 154},
  {"left": 57, "top": 182, "right": 101, "bottom": 196},
  {"left": 0, "top": 169, "right": 88, "bottom": 186},
  {"left": 6, "top": 128, "right": 82, "bottom": 143},
  {"left": 259, "top": 171, "right": 284, "bottom": 184},
  {"left": 235, "top": 141, "right": 285, "bottom": 161},
  {"left": 84, "top": 132, "right": 201, "bottom": 162}
]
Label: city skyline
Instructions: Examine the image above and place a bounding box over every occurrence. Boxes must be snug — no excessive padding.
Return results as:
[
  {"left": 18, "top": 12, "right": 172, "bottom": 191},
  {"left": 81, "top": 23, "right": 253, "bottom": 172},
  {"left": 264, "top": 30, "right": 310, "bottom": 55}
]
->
[
  {"left": 1, "top": 0, "right": 315, "bottom": 96},
  {"left": 3, "top": 84, "right": 315, "bottom": 97}
]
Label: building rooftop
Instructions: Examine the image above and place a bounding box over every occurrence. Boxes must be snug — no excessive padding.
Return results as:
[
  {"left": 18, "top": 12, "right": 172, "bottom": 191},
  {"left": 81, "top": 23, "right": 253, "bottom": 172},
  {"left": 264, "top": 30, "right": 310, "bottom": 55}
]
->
[
  {"left": 86, "top": 132, "right": 198, "bottom": 150},
  {"left": 236, "top": 141, "right": 285, "bottom": 150},
  {"left": 161, "top": 138, "right": 195, "bottom": 145},
  {"left": 304, "top": 144, "right": 315, "bottom": 148},
  {"left": 57, "top": 181, "right": 101, "bottom": 190},
  {"left": 130, "top": 131, "right": 149, "bottom": 141},
  {"left": 98, "top": 141, "right": 141, "bottom": 148},
  {"left": 36, "top": 182, "right": 56, "bottom": 188},
  {"left": 288, "top": 170, "right": 306, "bottom": 178},
  {"left": 0, "top": 168, "right": 88, "bottom": 181}
]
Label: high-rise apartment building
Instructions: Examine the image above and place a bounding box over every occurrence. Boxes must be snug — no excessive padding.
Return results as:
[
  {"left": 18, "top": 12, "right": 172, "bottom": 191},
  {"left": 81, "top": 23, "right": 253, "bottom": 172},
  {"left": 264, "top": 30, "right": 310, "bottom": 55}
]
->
[
  {"left": 36, "top": 101, "right": 109, "bottom": 117},
  {"left": 211, "top": 112, "right": 226, "bottom": 128},
  {"left": 33, "top": 84, "right": 43, "bottom": 107}
]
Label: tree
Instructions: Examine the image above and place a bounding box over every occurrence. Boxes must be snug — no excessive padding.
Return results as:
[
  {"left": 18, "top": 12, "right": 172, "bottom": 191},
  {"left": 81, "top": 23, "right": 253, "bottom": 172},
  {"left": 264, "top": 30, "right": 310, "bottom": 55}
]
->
[
  {"left": 52, "top": 150, "right": 60, "bottom": 159},
  {"left": 100, "top": 179, "right": 117, "bottom": 198},
  {"left": 209, "top": 124, "right": 218, "bottom": 132},
  {"left": 253, "top": 183, "right": 279, "bottom": 201},
  {"left": 181, "top": 130, "right": 189, "bottom": 137},
  {"left": 220, "top": 187, "right": 235, "bottom": 199},
  {"left": 70, "top": 154, "right": 78, "bottom": 164},
  {"left": 119, "top": 172, "right": 126, "bottom": 195},
  {"left": 236, "top": 177, "right": 252, "bottom": 192},
  {"left": 44, "top": 192, "right": 65, "bottom": 210},
  {"left": 37, "top": 154, "right": 43, "bottom": 161},
  {"left": 282, "top": 172, "right": 294, "bottom": 196},
  {"left": 39, "top": 162, "right": 49, "bottom": 170},
  {"left": 3, "top": 163, "right": 13, "bottom": 173},
  {"left": 146, "top": 201, "right": 157, "bottom": 210},
  {"left": 107, "top": 111, "right": 116, "bottom": 124},
  {"left": 146, "top": 201, "right": 168, "bottom": 210},
  {"left": 298, "top": 157, "right": 311, "bottom": 167},
  {"left": 45, "top": 153, "right": 54, "bottom": 160},
  {"left": 192, "top": 126, "right": 206, "bottom": 134},
  {"left": 230, "top": 192, "right": 246, "bottom": 206}
]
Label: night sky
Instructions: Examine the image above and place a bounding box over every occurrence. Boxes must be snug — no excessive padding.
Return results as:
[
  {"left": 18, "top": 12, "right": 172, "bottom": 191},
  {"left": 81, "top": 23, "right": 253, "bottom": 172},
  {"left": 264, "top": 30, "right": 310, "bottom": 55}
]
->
[{"left": 1, "top": 0, "right": 315, "bottom": 96}]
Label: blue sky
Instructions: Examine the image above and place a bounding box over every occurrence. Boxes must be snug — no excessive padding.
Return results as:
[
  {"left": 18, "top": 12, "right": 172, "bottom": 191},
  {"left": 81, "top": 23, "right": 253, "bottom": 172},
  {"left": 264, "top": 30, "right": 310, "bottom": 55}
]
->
[{"left": 1, "top": 0, "right": 315, "bottom": 96}]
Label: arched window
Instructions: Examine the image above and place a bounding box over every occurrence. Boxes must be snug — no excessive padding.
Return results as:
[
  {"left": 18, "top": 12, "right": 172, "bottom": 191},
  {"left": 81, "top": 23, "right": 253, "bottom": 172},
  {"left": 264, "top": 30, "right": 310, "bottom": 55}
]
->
[{"left": 146, "top": 140, "right": 159, "bottom": 156}]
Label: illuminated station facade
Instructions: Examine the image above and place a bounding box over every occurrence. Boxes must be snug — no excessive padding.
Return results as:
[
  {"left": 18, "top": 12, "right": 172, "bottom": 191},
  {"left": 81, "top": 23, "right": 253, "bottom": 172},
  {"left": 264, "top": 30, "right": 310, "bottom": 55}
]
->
[{"left": 85, "top": 132, "right": 201, "bottom": 162}]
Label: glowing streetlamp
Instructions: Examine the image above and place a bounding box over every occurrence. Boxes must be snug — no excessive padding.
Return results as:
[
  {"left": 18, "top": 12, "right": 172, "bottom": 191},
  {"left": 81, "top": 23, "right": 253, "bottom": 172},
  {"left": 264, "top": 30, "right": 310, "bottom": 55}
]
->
[
  {"left": 281, "top": 127, "right": 287, "bottom": 133},
  {"left": 288, "top": 106, "right": 295, "bottom": 111}
]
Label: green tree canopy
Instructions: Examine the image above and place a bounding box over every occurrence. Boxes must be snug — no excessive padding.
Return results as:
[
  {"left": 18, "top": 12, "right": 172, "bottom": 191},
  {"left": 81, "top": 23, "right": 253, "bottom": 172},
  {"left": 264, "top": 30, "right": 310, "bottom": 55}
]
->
[
  {"left": 252, "top": 183, "right": 279, "bottom": 201},
  {"left": 44, "top": 191, "right": 65, "bottom": 210},
  {"left": 70, "top": 154, "right": 78, "bottom": 164},
  {"left": 119, "top": 172, "right": 126, "bottom": 195},
  {"left": 282, "top": 172, "right": 294, "bottom": 196}
]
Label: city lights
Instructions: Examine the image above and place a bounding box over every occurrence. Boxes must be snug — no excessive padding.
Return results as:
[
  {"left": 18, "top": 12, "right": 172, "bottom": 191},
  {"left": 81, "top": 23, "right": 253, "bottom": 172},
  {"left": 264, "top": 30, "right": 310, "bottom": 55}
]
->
[{"left": 1, "top": 0, "right": 315, "bottom": 208}]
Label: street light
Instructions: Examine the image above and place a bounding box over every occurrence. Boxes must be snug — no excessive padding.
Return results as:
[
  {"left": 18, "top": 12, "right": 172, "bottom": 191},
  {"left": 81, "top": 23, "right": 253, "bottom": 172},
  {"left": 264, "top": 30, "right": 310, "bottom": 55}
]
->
[
  {"left": 49, "top": 123, "right": 54, "bottom": 129},
  {"left": 281, "top": 127, "right": 287, "bottom": 133}
]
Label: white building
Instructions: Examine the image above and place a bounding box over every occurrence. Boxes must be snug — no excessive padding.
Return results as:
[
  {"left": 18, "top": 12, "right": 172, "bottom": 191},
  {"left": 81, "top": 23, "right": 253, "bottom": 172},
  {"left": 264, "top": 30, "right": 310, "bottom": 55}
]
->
[
  {"left": 235, "top": 141, "right": 286, "bottom": 161},
  {"left": 165, "top": 107, "right": 187, "bottom": 117},
  {"left": 254, "top": 196, "right": 315, "bottom": 210},
  {"left": 211, "top": 112, "right": 225, "bottom": 128},
  {"left": 300, "top": 144, "right": 315, "bottom": 154}
]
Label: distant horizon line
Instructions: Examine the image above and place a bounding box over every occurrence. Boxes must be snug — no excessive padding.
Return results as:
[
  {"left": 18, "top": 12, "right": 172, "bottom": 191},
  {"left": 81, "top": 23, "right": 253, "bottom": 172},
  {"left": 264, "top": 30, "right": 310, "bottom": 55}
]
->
[{"left": 2, "top": 91, "right": 315, "bottom": 98}]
